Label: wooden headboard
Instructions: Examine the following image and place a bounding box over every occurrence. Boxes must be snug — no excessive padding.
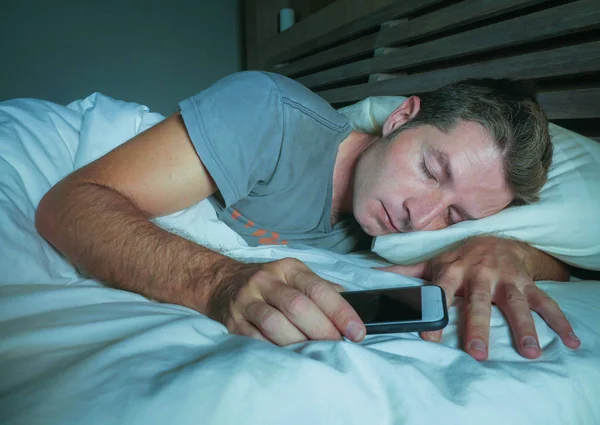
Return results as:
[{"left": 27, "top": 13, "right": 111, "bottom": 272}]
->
[{"left": 244, "top": 0, "right": 600, "bottom": 141}]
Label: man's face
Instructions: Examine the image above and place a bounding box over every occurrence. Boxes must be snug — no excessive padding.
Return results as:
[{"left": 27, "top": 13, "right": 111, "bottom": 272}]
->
[{"left": 353, "top": 119, "right": 513, "bottom": 237}]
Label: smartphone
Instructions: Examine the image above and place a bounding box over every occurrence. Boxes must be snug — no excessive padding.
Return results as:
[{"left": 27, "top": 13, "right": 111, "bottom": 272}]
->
[{"left": 340, "top": 286, "right": 448, "bottom": 334}]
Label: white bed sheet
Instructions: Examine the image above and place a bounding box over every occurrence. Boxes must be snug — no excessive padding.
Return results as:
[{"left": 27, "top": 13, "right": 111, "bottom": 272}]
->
[{"left": 1, "top": 94, "right": 599, "bottom": 425}]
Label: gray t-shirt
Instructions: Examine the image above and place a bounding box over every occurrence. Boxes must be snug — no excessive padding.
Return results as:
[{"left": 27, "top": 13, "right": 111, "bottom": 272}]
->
[{"left": 179, "top": 71, "right": 370, "bottom": 253}]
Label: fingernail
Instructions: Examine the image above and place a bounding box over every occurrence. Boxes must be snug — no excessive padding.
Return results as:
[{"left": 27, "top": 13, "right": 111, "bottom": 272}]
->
[
  {"left": 569, "top": 331, "right": 580, "bottom": 341},
  {"left": 427, "top": 332, "right": 440, "bottom": 342},
  {"left": 346, "top": 322, "right": 365, "bottom": 341},
  {"left": 468, "top": 338, "right": 486, "bottom": 352},
  {"left": 523, "top": 336, "right": 539, "bottom": 349}
]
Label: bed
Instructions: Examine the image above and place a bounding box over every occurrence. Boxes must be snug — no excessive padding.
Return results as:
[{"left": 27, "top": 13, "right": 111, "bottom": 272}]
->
[{"left": 2, "top": 1, "right": 600, "bottom": 424}]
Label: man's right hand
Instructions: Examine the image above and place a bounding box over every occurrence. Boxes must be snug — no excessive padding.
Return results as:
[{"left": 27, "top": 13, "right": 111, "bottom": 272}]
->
[{"left": 207, "top": 258, "right": 366, "bottom": 345}]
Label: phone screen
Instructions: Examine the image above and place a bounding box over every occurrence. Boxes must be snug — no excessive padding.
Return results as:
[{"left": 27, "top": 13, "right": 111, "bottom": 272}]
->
[{"left": 341, "top": 287, "right": 422, "bottom": 323}]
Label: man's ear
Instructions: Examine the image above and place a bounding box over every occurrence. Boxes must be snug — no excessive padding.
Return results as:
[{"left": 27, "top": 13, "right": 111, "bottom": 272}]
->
[{"left": 381, "top": 96, "right": 421, "bottom": 138}]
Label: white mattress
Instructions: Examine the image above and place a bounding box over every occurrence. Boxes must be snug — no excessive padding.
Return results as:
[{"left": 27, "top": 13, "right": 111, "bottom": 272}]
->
[{"left": 1, "top": 94, "right": 599, "bottom": 425}]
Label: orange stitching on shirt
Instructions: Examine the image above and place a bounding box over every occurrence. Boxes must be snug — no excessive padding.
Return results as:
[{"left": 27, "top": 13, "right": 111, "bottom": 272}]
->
[{"left": 231, "top": 209, "right": 287, "bottom": 246}]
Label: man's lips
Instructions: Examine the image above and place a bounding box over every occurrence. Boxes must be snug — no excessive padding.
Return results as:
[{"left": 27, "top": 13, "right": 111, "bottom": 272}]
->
[{"left": 381, "top": 202, "right": 400, "bottom": 233}]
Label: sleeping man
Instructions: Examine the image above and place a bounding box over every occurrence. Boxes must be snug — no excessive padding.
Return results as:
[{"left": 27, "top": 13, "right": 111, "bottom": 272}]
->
[{"left": 35, "top": 71, "right": 581, "bottom": 361}]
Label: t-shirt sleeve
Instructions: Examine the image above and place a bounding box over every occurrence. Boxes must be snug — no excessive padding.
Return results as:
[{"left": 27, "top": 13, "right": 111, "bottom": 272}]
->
[{"left": 179, "top": 71, "right": 283, "bottom": 207}]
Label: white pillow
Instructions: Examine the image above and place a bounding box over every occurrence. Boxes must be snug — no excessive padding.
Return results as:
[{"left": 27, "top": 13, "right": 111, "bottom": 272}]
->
[{"left": 338, "top": 97, "right": 600, "bottom": 271}]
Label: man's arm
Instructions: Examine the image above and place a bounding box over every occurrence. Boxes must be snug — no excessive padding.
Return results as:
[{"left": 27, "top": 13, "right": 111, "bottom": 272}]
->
[
  {"left": 36, "top": 113, "right": 225, "bottom": 311},
  {"left": 521, "top": 241, "right": 570, "bottom": 282},
  {"left": 36, "top": 113, "right": 366, "bottom": 344}
]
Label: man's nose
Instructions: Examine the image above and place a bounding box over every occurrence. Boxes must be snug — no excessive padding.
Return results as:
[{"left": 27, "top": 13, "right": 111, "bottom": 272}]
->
[{"left": 406, "top": 196, "right": 447, "bottom": 231}]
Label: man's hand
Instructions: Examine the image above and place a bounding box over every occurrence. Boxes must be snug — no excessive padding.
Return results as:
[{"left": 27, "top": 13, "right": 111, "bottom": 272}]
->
[
  {"left": 207, "top": 258, "right": 366, "bottom": 346},
  {"left": 379, "top": 236, "right": 581, "bottom": 360}
]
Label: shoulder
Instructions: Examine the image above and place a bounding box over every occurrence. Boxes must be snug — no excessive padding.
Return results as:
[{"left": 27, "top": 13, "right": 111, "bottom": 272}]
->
[
  {"left": 201, "top": 71, "right": 348, "bottom": 129},
  {"left": 259, "top": 71, "right": 350, "bottom": 132},
  {"left": 197, "top": 71, "right": 282, "bottom": 108},
  {"left": 213, "top": 70, "right": 317, "bottom": 108}
]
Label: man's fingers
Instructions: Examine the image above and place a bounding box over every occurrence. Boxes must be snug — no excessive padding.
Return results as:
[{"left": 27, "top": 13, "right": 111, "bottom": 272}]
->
[
  {"left": 245, "top": 301, "right": 308, "bottom": 346},
  {"left": 463, "top": 275, "right": 493, "bottom": 361},
  {"left": 432, "top": 262, "right": 464, "bottom": 308},
  {"left": 494, "top": 281, "right": 541, "bottom": 359},
  {"left": 230, "top": 318, "right": 271, "bottom": 343},
  {"left": 332, "top": 283, "right": 345, "bottom": 293},
  {"left": 421, "top": 329, "right": 443, "bottom": 342},
  {"left": 421, "top": 262, "right": 465, "bottom": 343},
  {"left": 375, "top": 262, "right": 429, "bottom": 279},
  {"left": 525, "top": 285, "right": 581, "bottom": 350},
  {"left": 259, "top": 258, "right": 363, "bottom": 342},
  {"left": 261, "top": 283, "right": 342, "bottom": 341},
  {"left": 292, "top": 273, "right": 366, "bottom": 342}
]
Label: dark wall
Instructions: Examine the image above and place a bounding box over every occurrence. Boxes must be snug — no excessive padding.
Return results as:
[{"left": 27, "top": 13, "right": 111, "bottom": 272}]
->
[{"left": 0, "top": 0, "right": 243, "bottom": 115}]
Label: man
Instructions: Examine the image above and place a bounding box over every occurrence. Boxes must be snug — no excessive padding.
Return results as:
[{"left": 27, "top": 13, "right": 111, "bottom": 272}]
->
[{"left": 35, "top": 71, "right": 580, "bottom": 361}]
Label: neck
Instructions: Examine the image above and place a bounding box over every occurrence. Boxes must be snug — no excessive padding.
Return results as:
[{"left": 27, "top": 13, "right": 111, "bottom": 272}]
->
[{"left": 331, "top": 131, "right": 380, "bottom": 224}]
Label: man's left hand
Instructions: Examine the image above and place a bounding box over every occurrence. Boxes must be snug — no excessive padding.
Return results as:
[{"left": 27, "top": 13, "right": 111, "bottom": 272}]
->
[{"left": 379, "top": 236, "right": 581, "bottom": 360}]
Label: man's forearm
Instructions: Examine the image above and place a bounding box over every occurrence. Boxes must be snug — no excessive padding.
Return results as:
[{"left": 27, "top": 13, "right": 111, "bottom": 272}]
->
[
  {"left": 520, "top": 241, "right": 569, "bottom": 282},
  {"left": 36, "top": 182, "right": 241, "bottom": 313}
]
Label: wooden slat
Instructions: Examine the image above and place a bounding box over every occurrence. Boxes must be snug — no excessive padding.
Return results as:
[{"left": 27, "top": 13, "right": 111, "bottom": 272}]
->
[
  {"left": 271, "top": 34, "right": 379, "bottom": 77},
  {"left": 272, "top": 0, "right": 546, "bottom": 77},
  {"left": 298, "top": 0, "right": 600, "bottom": 88},
  {"left": 244, "top": 0, "right": 265, "bottom": 70},
  {"left": 376, "top": 0, "right": 548, "bottom": 48},
  {"left": 299, "top": 58, "right": 371, "bottom": 88},
  {"left": 539, "top": 89, "right": 600, "bottom": 120},
  {"left": 261, "top": 0, "right": 444, "bottom": 68},
  {"left": 317, "top": 41, "right": 600, "bottom": 103}
]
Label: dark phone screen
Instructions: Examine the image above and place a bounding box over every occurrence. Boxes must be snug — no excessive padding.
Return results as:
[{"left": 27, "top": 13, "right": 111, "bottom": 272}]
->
[{"left": 341, "top": 287, "right": 422, "bottom": 323}]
